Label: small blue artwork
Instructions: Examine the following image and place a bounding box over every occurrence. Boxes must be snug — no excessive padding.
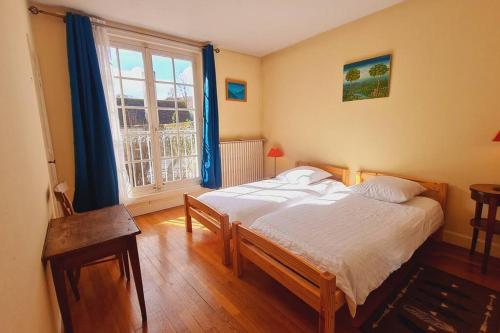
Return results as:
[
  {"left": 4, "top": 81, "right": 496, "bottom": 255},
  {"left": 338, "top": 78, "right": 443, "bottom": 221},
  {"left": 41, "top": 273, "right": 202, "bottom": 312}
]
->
[
  {"left": 343, "top": 54, "right": 392, "bottom": 102},
  {"left": 226, "top": 79, "right": 247, "bottom": 102}
]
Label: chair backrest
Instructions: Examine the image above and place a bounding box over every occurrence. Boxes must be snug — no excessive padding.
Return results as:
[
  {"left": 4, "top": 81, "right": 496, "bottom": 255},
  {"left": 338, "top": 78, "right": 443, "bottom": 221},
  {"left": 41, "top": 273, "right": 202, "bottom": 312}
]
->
[{"left": 54, "top": 182, "right": 75, "bottom": 217}]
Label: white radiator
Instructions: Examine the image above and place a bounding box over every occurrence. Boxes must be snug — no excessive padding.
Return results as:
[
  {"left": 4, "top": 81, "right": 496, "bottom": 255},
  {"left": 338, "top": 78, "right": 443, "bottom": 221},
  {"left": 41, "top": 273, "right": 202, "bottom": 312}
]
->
[{"left": 219, "top": 139, "right": 264, "bottom": 188}]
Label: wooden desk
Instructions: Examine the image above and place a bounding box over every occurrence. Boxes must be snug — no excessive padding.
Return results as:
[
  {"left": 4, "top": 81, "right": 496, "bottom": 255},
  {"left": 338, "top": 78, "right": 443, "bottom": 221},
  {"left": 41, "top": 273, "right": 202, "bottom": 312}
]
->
[
  {"left": 469, "top": 184, "right": 500, "bottom": 274},
  {"left": 42, "top": 205, "right": 147, "bottom": 333}
]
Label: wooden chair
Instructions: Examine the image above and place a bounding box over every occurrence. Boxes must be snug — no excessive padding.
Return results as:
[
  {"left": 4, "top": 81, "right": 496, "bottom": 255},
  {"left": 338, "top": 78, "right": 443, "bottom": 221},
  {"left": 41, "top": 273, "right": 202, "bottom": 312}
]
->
[{"left": 53, "top": 182, "right": 130, "bottom": 301}]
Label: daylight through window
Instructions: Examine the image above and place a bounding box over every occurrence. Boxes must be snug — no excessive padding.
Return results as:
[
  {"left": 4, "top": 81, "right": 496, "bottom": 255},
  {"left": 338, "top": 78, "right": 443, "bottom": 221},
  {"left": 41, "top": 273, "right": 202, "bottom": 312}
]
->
[{"left": 110, "top": 42, "right": 200, "bottom": 195}]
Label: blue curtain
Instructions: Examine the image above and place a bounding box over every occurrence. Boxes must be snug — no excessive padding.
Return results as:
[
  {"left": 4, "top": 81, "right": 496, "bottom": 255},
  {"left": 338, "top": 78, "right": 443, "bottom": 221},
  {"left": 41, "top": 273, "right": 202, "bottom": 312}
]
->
[
  {"left": 66, "top": 13, "right": 119, "bottom": 212},
  {"left": 201, "top": 45, "right": 222, "bottom": 188}
]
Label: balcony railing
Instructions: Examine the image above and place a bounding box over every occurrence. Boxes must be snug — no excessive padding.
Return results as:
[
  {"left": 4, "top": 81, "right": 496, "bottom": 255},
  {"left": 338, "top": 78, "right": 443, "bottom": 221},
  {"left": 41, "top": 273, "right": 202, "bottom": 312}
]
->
[{"left": 122, "top": 128, "right": 198, "bottom": 188}]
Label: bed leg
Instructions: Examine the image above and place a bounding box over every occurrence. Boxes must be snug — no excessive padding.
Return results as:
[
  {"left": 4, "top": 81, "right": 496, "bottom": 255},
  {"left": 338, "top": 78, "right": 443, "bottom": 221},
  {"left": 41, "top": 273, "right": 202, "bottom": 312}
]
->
[
  {"left": 232, "top": 222, "right": 243, "bottom": 276},
  {"left": 220, "top": 214, "right": 231, "bottom": 266},
  {"left": 319, "top": 272, "right": 336, "bottom": 333},
  {"left": 184, "top": 193, "right": 192, "bottom": 233}
]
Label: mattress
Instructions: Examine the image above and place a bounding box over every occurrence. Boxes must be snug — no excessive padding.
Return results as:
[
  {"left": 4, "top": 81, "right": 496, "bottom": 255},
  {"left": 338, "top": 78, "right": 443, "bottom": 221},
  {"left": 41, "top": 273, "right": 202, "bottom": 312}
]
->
[
  {"left": 196, "top": 178, "right": 346, "bottom": 226},
  {"left": 250, "top": 190, "right": 444, "bottom": 317}
]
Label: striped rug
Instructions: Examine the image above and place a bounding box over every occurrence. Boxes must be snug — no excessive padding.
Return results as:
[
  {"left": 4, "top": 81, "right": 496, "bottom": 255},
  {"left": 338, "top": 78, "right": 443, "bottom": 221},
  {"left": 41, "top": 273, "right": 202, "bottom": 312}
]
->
[{"left": 361, "top": 265, "right": 500, "bottom": 333}]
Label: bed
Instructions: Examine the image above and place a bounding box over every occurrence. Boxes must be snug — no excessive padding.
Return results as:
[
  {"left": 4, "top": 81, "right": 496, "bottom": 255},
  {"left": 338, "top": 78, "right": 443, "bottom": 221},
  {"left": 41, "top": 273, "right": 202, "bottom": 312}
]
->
[
  {"left": 184, "top": 161, "right": 350, "bottom": 265},
  {"left": 231, "top": 170, "right": 448, "bottom": 333}
]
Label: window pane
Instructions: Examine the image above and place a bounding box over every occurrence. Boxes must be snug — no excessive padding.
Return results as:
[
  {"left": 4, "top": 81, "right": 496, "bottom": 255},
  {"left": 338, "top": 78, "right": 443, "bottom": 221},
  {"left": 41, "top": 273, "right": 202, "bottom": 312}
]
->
[
  {"left": 174, "top": 59, "right": 193, "bottom": 84},
  {"left": 143, "top": 161, "right": 155, "bottom": 185},
  {"left": 176, "top": 85, "right": 195, "bottom": 109},
  {"left": 125, "top": 163, "right": 132, "bottom": 185},
  {"left": 158, "top": 110, "right": 177, "bottom": 131},
  {"left": 156, "top": 83, "right": 175, "bottom": 108},
  {"left": 113, "top": 78, "right": 122, "bottom": 106},
  {"left": 162, "top": 158, "right": 180, "bottom": 182},
  {"left": 178, "top": 110, "right": 195, "bottom": 131},
  {"left": 110, "top": 47, "right": 119, "bottom": 76},
  {"left": 130, "top": 161, "right": 154, "bottom": 186},
  {"left": 123, "top": 140, "right": 130, "bottom": 162},
  {"left": 125, "top": 108, "right": 149, "bottom": 131},
  {"left": 118, "top": 49, "right": 144, "bottom": 79},
  {"left": 128, "top": 134, "right": 152, "bottom": 160},
  {"left": 152, "top": 55, "right": 174, "bottom": 82},
  {"left": 179, "top": 133, "right": 197, "bottom": 156},
  {"left": 159, "top": 133, "right": 177, "bottom": 158},
  {"left": 122, "top": 79, "right": 146, "bottom": 106},
  {"left": 180, "top": 157, "right": 198, "bottom": 179},
  {"left": 118, "top": 108, "right": 124, "bottom": 128},
  {"left": 118, "top": 108, "right": 149, "bottom": 130},
  {"left": 124, "top": 163, "right": 132, "bottom": 185}
]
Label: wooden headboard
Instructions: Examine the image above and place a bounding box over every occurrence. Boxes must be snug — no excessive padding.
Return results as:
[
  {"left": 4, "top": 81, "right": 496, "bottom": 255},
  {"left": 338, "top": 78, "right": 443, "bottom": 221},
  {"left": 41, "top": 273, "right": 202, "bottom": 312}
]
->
[
  {"left": 296, "top": 161, "right": 350, "bottom": 185},
  {"left": 356, "top": 171, "right": 448, "bottom": 213}
]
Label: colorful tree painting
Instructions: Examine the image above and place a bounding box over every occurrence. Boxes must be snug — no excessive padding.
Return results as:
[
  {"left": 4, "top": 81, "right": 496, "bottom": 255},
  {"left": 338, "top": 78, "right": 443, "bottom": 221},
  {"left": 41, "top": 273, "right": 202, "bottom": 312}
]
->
[{"left": 342, "top": 55, "right": 391, "bottom": 102}]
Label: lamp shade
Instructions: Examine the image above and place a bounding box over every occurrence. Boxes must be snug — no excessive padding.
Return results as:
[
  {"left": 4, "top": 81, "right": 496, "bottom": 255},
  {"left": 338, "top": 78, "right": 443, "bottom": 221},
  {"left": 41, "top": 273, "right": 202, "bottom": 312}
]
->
[
  {"left": 267, "top": 147, "right": 284, "bottom": 158},
  {"left": 494, "top": 131, "right": 500, "bottom": 142}
]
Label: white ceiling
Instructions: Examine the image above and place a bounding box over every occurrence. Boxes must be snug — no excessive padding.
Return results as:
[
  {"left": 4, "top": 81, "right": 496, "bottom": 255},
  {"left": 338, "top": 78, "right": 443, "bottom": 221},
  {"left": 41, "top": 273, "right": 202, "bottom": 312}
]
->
[{"left": 36, "top": 0, "right": 403, "bottom": 56}]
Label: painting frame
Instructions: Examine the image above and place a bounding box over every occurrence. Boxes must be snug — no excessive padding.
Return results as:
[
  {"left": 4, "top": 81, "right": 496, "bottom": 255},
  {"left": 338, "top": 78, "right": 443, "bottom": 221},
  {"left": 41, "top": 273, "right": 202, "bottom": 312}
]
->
[
  {"left": 342, "top": 54, "right": 392, "bottom": 102},
  {"left": 225, "top": 78, "right": 247, "bottom": 102}
]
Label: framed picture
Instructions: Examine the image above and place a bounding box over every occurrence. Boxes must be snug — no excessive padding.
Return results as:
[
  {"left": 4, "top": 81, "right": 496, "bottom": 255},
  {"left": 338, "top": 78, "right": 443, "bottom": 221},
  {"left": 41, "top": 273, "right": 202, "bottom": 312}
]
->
[
  {"left": 343, "top": 54, "right": 392, "bottom": 102},
  {"left": 225, "top": 78, "right": 247, "bottom": 102}
]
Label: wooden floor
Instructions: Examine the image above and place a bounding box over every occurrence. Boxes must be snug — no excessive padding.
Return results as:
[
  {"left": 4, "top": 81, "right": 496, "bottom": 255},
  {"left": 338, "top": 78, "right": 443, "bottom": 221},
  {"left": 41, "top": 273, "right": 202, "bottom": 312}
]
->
[{"left": 67, "top": 206, "right": 500, "bottom": 333}]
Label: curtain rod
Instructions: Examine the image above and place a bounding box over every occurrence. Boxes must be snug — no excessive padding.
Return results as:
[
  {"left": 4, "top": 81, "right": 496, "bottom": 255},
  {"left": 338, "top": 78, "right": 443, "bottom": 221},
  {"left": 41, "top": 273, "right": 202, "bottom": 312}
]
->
[{"left": 28, "top": 5, "right": 220, "bottom": 53}]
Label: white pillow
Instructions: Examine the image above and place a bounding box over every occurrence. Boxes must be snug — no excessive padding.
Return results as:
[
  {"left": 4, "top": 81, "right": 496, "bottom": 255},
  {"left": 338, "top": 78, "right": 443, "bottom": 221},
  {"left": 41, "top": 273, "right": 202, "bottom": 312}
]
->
[
  {"left": 350, "top": 175, "right": 426, "bottom": 203},
  {"left": 276, "top": 166, "right": 333, "bottom": 185}
]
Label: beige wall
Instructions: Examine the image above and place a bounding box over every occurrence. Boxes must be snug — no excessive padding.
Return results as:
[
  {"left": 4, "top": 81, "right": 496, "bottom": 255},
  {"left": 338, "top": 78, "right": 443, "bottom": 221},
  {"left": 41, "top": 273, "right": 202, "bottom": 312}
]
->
[
  {"left": 0, "top": 1, "right": 58, "bottom": 332},
  {"left": 261, "top": 0, "right": 500, "bottom": 255},
  {"left": 215, "top": 49, "right": 262, "bottom": 140},
  {"left": 31, "top": 14, "right": 262, "bottom": 200},
  {"left": 31, "top": 13, "right": 75, "bottom": 199}
]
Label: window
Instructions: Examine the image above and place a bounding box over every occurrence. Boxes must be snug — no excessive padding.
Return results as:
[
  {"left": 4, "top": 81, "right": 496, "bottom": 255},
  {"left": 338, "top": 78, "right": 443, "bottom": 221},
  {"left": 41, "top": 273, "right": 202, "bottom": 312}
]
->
[{"left": 109, "top": 41, "right": 200, "bottom": 195}]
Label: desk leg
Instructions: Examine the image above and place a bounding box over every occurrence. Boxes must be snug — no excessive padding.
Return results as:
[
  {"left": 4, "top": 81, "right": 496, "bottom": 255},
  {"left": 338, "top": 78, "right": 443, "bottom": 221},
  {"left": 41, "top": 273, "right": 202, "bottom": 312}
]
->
[
  {"left": 51, "top": 260, "right": 73, "bottom": 333},
  {"left": 118, "top": 254, "right": 125, "bottom": 277},
  {"left": 482, "top": 198, "right": 497, "bottom": 274},
  {"left": 184, "top": 194, "right": 192, "bottom": 233},
  {"left": 128, "top": 236, "right": 147, "bottom": 321},
  {"left": 66, "top": 269, "right": 80, "bottom": 301},
  {"left": 122, "top": 250, "right": 130, "bottom": 280},
  {"left": 470, "top": 201, "right": 482, "bottom": 255}
]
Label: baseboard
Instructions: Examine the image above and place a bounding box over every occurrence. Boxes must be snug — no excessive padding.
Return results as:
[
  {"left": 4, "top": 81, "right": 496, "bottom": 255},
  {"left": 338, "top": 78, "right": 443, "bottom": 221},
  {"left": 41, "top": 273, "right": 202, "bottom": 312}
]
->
[
  {"left": 126, "top": 185, "right": 210, "bottom": 216},
  {"left": 442, "top": 230, "right": 500, "bottom": 258}
]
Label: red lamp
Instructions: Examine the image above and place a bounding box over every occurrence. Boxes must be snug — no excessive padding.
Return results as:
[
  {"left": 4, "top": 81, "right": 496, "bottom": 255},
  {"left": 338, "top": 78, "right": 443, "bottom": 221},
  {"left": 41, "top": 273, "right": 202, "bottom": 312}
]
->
[
  {"left": 493, "top": 131, "right": 500, "bottom": 142},
  {"left": 267, "top": 147, "right": 284, "bottom": 178}
]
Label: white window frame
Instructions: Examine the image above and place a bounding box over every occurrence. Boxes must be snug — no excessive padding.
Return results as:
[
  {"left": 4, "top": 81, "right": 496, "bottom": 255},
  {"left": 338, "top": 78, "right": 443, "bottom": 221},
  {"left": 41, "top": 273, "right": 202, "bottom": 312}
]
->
[{"left": 108, "top": 32, "right": 203, "bottom": 198}]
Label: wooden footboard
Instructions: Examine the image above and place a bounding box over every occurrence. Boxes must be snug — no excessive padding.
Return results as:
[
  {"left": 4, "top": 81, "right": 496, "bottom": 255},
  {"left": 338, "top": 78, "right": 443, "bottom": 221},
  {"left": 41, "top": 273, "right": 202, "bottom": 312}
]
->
[
  {"left": 232, "top": 222, "right": 345, "bottom": 333},
  {"left": 184, "top": 194, "right": 231, "bottom": 266}
]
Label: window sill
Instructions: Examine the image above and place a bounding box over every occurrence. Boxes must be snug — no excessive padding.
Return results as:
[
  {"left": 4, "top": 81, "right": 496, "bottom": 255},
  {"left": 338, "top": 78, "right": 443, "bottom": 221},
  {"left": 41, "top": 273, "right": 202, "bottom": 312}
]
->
[
  {"left": 127, "top": 178, "right": 201, "bottom": 201},
  {"left": 125, "top": 182, "right": 211, "bottom": 216}
]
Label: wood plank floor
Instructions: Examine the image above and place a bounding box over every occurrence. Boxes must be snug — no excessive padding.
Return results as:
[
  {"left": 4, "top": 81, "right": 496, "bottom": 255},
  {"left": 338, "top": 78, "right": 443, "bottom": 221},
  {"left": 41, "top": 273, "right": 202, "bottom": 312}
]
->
[{"left": 67, "top": 206, "right": 500, "bottom": 333}]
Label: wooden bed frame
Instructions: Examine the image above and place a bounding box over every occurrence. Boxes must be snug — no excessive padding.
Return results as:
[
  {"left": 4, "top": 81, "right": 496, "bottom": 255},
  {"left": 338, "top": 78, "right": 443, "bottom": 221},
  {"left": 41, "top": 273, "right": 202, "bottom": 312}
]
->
[
  {"left": 184, "top": 161, "right": 350, "bottom": 266},
  {"left": 357, "top": 170, "right": 448, "bottom": 240},
  {"left": 232, "top": 170, "right": 448, "bottom": 333}
]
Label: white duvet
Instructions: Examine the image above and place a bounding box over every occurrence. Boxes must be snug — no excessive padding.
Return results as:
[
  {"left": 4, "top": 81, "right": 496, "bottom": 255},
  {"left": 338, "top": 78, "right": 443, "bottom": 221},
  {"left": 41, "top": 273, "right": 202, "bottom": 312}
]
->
[
  {"left": 250, "top": 190, "right": 444, "bottom": 317},
  {"left": 196, "top": 179, "right": 346, "bottom": 226}
]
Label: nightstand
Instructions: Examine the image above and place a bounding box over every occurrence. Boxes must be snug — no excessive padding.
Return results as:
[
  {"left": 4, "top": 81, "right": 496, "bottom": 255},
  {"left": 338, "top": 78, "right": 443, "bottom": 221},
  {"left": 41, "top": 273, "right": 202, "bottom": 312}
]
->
[{"left": 469, "top": 184, "right": 500, "bottom": 274}]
